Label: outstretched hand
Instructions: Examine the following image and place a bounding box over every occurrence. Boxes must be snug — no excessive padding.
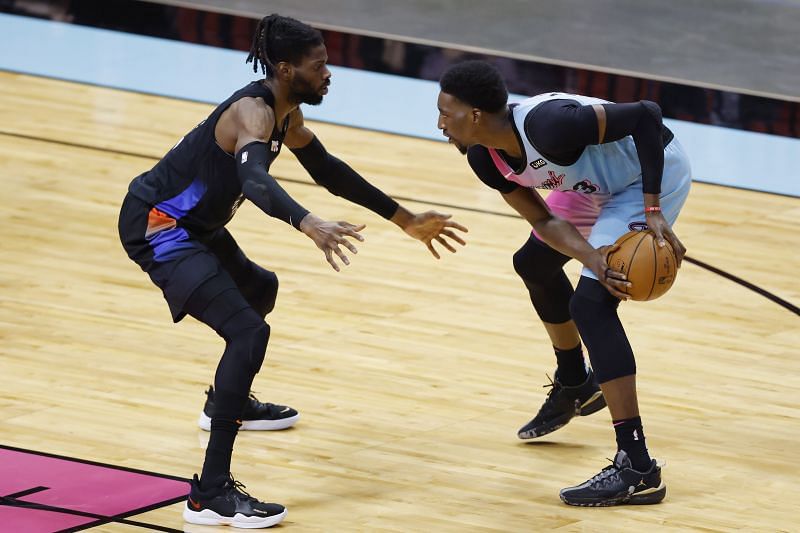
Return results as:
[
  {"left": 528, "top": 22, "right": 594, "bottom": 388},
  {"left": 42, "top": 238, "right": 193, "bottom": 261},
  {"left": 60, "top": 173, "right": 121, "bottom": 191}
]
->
[
  {"left": 645, "top": 211, "right": 686, "bottom": 267},
  {"left": 402, "top": 211, "right": 468, "bottom": 259},
  {"left": 299, "top": 213, "right": 365, "bottom": 272}
]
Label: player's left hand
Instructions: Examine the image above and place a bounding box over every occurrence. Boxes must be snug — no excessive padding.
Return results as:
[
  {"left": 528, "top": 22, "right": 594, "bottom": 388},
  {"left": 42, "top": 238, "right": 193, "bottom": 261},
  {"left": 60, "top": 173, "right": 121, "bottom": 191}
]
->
[
  {"left": 646, "top": 211, "right": 686, "bottom": 268},
  {"left": 403, "top": 211, "right": 468, "bottom": 259}
]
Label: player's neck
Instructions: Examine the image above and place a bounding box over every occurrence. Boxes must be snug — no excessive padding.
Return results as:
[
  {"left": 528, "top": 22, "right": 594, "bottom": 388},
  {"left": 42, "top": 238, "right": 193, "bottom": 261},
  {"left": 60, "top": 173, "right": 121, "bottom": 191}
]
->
[
  {"left": 479, "top": 112, "right": 522, "bottom": 158},
  {"left": 262, "top": 79, "right": 298, "bottom": 124}
]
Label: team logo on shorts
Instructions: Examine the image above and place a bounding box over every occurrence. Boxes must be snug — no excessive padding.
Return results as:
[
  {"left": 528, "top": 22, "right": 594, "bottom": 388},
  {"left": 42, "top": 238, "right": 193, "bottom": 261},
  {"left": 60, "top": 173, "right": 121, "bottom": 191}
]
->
[
  {"left": 628, "top": 221, "right": 649, "bottom": 232},
  {"left": 271, "top": 140, "right": 280, "bottom": 152}
]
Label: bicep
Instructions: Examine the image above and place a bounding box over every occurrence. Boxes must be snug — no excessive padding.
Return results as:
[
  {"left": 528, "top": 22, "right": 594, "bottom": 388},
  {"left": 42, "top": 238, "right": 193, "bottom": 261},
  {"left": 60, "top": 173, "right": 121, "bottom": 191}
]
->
[
  {"left": 284, "top": 108, "right": 315, "bottom": 149},
  {"left": 231, "top": 98, "right": 275, "bottom": 154}
]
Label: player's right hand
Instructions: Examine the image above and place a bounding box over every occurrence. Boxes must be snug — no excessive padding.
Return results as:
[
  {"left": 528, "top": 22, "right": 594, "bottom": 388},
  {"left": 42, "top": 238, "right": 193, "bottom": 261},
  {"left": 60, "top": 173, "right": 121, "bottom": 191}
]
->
[
  {"left": 299, "top": 213, "right": 365, "bottom": 272},
  {"left": 591, "top": 244, "right": 631, "bottom": 301}
]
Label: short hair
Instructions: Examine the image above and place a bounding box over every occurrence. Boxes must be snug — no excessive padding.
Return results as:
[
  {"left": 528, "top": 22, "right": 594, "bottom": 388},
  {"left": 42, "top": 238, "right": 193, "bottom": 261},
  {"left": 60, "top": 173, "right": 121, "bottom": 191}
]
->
[
  {"left": 247, "top": 14, "right": 324, "bottom": 77},
  {"left": 439, "top": 60, "right": 508, "bottom": 112}
]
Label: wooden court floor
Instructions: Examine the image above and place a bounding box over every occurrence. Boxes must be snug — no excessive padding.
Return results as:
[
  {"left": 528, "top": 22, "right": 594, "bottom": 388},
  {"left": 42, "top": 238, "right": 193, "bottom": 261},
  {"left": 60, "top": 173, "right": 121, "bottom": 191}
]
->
[{"left": 1, "top": 72, "right": 798, "bottom": 532}]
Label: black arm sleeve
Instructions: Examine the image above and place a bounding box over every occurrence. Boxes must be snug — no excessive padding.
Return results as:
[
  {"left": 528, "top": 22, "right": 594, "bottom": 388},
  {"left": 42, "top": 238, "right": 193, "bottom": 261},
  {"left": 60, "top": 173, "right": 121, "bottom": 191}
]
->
[
  {"left": 236, "top": 141, "right": 310, "bottom": 230},
  {"left": 602, "top": 101, "right": 665, "bottom": 194},
  {"left": 525, "top": 99, "right": 665, "bottom": 194},
  {"left": 466, "top": 144, "right": 519, "bottom": 194},
  {"left": 290, "top": 136, "right": 399, "bottom": 220}
]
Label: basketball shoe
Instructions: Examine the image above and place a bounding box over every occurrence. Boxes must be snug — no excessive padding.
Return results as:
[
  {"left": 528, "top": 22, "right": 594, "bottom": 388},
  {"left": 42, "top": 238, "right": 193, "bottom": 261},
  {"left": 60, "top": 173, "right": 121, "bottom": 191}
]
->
[
  {"left": 517, "top": 368, "right": 606, "bottom": 439},
  {"left": 198, "top": 386, "right": 300, "bottom": 431},
  {"left": 559, "top": 450, "right": 666, "bottom": 506},
  {"left": 184, "top": 473, "right": 286, "bottom": 528}
]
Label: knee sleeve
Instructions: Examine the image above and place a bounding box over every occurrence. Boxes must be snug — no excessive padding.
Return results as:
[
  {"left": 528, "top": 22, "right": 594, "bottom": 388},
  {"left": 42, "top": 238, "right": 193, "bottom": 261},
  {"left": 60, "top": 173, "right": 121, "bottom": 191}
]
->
[
  {"left": 513, "top": 235, "right": 573, "bottom": 323},
  {"left": 569, "top": 277, "right": 636, "bottom": 383},
  {"left": 219, "top": 309, "right": 271, "bottom": 375},
  {"left": 247, "top": 267, "right": 278, "bottom": 318}
]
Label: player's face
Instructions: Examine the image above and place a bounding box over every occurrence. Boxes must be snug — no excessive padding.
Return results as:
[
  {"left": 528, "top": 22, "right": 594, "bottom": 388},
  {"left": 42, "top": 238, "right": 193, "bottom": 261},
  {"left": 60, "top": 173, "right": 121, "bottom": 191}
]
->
[
  {"left": 437, "top": 91, "right": 474, "bottom": 155},
  {"left": 290, "top": 44, "right": 331, "bottom": 106}
]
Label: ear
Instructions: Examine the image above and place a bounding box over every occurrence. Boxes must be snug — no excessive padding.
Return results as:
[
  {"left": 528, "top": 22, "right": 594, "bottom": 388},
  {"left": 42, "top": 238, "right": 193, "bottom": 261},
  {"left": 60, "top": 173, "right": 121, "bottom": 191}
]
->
[
  {"left": 471, "top": 108, "right": 482, "bottom": 124},
  {"left": 275, "top": 61, "right": 292, "bottom": 81}
]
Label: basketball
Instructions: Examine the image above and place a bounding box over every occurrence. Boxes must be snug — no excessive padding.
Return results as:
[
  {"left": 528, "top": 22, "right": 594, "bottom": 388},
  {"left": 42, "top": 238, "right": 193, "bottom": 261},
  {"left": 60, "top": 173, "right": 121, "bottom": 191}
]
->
[{"left": 606, "top": 230, "right": 677, "bottom": 301}]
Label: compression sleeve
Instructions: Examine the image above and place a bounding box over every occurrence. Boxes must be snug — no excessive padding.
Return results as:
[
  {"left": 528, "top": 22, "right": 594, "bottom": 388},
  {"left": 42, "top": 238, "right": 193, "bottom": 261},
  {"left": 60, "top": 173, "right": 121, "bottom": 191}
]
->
[
  {"left": 525, "top": 99, "right": 665, "bottom": 194},
  {"left": 466, "top": 144, "right": 519, "bottom": 194},
  {"left": 290, "top": 136, "right": 399, "bottom": 220},
  {"left": 236, "top": 141, "right": 309, "bottom": 229}
]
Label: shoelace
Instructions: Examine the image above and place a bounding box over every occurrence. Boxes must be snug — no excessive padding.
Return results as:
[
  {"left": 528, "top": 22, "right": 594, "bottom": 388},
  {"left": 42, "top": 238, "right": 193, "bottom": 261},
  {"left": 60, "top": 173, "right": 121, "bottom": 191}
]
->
[
  {"left": 586, "top": 459, "right": 622, "bottom": 489},
  {"left": 248, "top": 390, "right": 277, "bottom": 409},
  {"left": 228, "top": 477, "right": 259, "bottom": 503},
  {"left": 540, "top": 374, "right": 563, "bottom": 403}
]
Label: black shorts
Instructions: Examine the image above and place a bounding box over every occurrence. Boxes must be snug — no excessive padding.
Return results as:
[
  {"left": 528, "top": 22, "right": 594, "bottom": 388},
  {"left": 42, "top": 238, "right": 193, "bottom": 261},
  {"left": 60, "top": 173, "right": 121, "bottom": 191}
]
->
[{"left": 118, "top": 193, "right": 270, "bottom": 322}]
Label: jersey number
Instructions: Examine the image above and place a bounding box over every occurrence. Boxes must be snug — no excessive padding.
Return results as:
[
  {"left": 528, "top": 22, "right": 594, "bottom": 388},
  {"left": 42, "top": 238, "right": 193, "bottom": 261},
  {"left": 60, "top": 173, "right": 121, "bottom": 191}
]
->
[{"left": 572, "top": 179, "right": 598, "bottom": 194}]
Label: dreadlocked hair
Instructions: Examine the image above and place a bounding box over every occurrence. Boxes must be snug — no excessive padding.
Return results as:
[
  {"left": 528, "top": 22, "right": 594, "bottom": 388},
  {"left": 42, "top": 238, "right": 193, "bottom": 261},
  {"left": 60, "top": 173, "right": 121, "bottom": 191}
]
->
[{"left": 246, "top": 14, "right": 324, "bottom": 77}]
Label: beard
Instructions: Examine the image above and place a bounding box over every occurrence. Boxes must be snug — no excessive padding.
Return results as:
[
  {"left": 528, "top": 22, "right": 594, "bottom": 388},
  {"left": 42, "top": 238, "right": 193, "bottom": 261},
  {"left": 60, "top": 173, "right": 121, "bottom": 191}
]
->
[
  {"left": 454, "top": 142, "right": 468, "bottom": 155},
  {"left": 291, "top": 76, "right": 327, "bottom": 106}
]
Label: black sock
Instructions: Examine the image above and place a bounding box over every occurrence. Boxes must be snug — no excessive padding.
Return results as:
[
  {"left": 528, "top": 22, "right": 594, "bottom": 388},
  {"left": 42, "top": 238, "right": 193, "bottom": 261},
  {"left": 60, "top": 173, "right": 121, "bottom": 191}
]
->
[
  {"left": 200, "top": 388, "right": 248, "bottom": 487},
  {"left": 200, "top": 418, "right": 240, "bottom": 487},
  {"left": 554, "top": 343, "right": 587, "bottom": 386},
  {"left": 613, "top": 416, "right": 652, "bottom": 471}
]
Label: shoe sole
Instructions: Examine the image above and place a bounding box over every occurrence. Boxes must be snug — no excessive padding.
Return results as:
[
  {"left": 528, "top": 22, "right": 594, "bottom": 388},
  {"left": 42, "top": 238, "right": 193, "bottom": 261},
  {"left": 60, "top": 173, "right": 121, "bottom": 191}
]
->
[
  {"left": 560, "top": 484, "right": 666, "bottom": 507},
  {"left": 517, "top": 391, "right": 606, "bottom": 440},
  {"left": 184, "top": 506, "right": 287, "bottom": 528},
  {"left": 517, "top": 412, "right": 573, "bottom": 440},
  {"left": 198, "top": 412, "right": 300, "bottom": 431},
  {"left": 578, "top": 390, "right": 606, "bottom": 416}
]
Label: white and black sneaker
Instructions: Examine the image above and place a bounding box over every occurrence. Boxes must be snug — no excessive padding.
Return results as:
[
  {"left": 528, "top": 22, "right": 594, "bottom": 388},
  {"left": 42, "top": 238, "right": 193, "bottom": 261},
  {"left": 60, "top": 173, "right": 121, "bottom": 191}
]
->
[
  {"left": 198, "top": 386, "right": 300, "bottom": 431},
  {"left": 183, "top": 473, "right": 286, "bottom": 528},
  {"left": 559, "top": 450, "right": 666, "bottom": 507}
]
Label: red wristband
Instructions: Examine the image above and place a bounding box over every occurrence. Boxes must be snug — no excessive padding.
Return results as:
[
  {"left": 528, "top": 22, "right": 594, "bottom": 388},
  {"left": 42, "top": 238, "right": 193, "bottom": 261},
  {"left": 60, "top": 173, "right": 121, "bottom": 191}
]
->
[{"left": 644, "top": 206, "right": 661, "bottom": 213}]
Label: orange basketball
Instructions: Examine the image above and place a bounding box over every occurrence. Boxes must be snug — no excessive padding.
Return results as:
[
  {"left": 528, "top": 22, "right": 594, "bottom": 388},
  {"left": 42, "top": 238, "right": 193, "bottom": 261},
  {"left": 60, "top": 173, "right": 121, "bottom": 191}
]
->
[{"left": 606, "top": 230, "right": 677, "bottom": 301}]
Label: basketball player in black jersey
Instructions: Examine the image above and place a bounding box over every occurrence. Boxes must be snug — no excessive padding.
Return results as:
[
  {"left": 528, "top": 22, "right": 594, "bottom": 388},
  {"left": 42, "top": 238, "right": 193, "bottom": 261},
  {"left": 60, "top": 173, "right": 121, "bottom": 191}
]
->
[{"left": 118, "top": 14, "right": 466, "bottom": 528}]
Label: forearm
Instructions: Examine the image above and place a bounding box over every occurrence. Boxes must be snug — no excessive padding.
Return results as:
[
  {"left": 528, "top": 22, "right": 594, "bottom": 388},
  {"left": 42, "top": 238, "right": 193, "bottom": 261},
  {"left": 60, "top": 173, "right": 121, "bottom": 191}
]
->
[
  {"left": 237, "top": 142, "right": 310, "bottom": 229},
  {"left": 291, "top": 137, "right": 399, "bottom": 219},
  {"left": 533, "top": 217, "right": 597, "bottom": 266}
]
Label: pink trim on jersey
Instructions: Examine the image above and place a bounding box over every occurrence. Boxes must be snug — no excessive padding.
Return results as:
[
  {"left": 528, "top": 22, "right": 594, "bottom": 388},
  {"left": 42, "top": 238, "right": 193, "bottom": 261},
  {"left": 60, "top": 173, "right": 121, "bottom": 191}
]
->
[
  {"left": 488, "top": 148, "right": 527, "bottom": 184},
  {"left": 534, "top": 190, "right": 602, "bottom": 240}
]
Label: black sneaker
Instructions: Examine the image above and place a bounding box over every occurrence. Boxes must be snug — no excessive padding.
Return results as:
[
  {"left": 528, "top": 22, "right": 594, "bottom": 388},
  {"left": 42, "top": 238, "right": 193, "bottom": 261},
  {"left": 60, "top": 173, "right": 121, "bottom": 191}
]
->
[
  {"left": 183, "top": 474, "right": 287, "bottom": 528},
  {"left": 560, "top": 450, "right": 666, "bottom": 506},
  {"left": 198, "top": 386, "right": 300, "bottom": 431},
  {"left": 517, "top": 369, "right": 606, "bottom": 439}
]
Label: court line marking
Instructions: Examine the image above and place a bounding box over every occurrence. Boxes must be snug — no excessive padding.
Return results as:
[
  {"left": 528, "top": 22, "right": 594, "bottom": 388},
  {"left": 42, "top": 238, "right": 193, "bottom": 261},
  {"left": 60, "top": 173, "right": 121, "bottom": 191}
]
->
[{"left": 0, "top": 129, "right": 796, "bottom": 316}]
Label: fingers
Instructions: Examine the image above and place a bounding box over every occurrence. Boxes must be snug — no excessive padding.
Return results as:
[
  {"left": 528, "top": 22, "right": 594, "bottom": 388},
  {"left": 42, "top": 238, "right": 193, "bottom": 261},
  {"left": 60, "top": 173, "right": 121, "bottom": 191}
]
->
[
  {"left": 333, "top": 245, "right": 350, "bottom": 267},
  {"left": 338, "top": 237, "right": 359, "bottom": 255},
  {"left": 669, "top": 235, "right": 687, "bottom": 268},
  {"left": 435, "top": 235, "right": 456, "bottom": 253},
  {"left": 339, "top": 222, "right": 365, "bottom": 241},
  {"left": 324, "top": 248, "right": 340, "bottom": 272},
  {"left": 426, "top": 240, "right": 441, "bottom": 259},
  {"left": 444, "top": 220, "right": 469, "bottom": 233},
  {"left": 441, "top": 229, "right": 467, "bottom": 246},
  {"left": 603, "top": 266, "right": 631, "bottom": 301}
]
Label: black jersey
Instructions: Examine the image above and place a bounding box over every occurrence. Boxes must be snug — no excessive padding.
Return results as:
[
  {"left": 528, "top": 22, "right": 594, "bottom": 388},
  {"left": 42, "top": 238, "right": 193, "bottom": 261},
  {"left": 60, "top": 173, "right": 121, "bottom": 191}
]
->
[{"left": 128, "top": 81, "right": 289, "bottom": 237}]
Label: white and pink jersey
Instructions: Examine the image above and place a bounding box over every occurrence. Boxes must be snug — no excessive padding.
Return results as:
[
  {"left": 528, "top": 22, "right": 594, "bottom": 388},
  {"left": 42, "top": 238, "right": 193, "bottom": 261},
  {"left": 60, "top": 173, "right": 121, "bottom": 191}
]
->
[{"left": 489, "top": 92, "right": 645, "bottom": 199}]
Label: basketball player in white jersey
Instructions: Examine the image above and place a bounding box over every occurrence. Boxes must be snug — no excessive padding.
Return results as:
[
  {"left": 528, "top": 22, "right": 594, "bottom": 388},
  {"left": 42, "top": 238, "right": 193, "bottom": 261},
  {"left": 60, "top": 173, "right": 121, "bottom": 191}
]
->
[{"left": 437, "top": 60, "right": 690, "bottom": 507}]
